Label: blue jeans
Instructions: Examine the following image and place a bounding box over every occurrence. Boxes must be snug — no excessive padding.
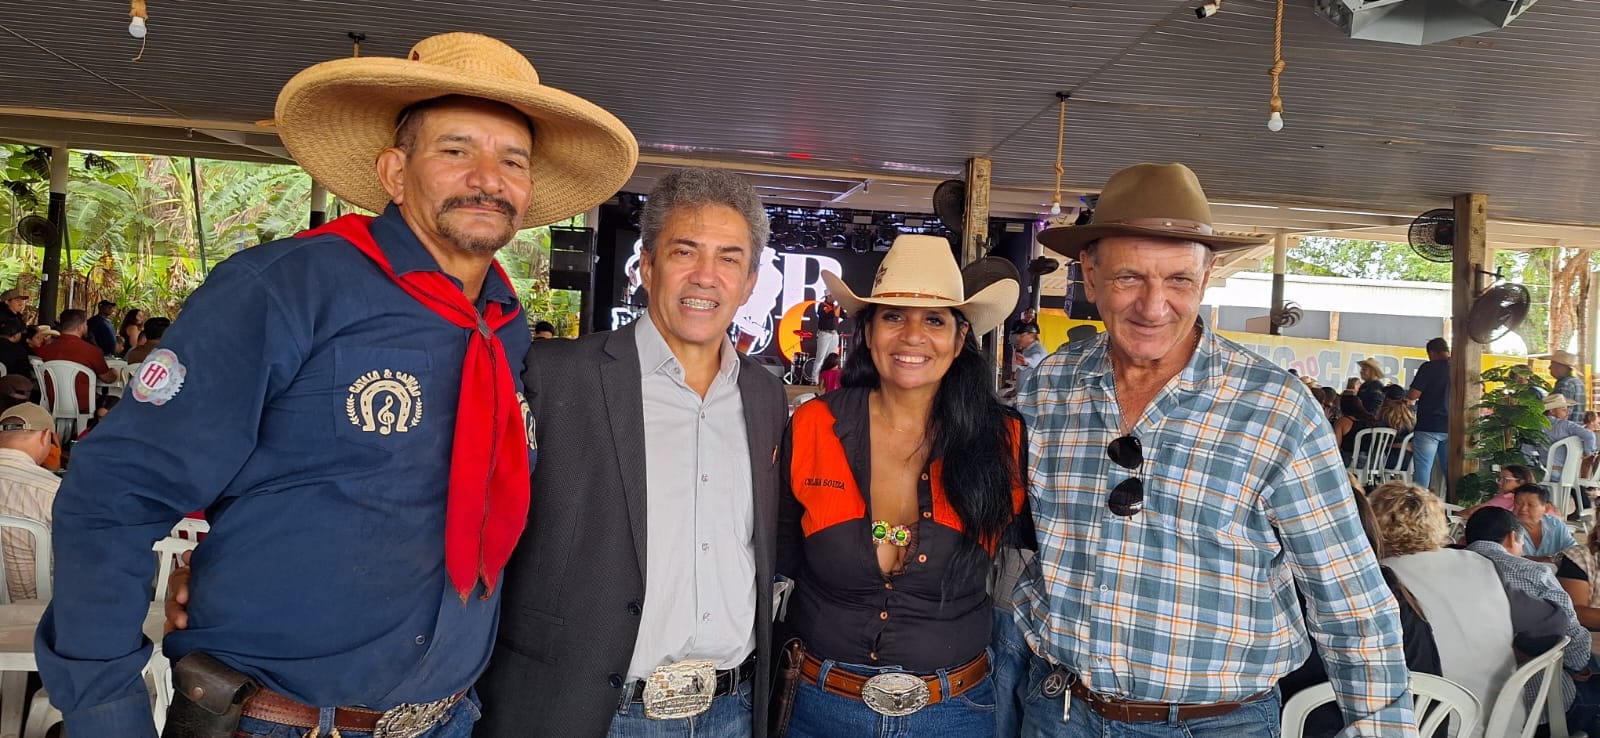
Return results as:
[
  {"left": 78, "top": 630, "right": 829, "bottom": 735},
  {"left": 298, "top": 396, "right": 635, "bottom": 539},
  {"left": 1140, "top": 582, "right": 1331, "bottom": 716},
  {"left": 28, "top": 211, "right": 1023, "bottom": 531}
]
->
[
  {"left": 606, "top": 680, "right": 753, "bottom": 737},
  {"left": 1019, "top": 656, "right": 1279, "bottom": 738},
  {"left": 1411, "top": 431, "right": 1449, "bottom": 493},
  {"left": 992, "top": 608, "right": 1034, "bottom": 738},
  {"left": 784, "top": 656, "right": 997, "bottom": 737},
  {"left": 234, "top": 691, "right": 479, "bottom": 737}
]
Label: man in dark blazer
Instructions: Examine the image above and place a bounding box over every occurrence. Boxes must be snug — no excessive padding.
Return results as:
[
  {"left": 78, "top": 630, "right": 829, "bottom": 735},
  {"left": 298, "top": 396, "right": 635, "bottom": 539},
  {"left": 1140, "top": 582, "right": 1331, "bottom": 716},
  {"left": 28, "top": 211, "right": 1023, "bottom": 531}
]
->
[{"left": 476, "top": 168, "right": 786, "bottom": 738}]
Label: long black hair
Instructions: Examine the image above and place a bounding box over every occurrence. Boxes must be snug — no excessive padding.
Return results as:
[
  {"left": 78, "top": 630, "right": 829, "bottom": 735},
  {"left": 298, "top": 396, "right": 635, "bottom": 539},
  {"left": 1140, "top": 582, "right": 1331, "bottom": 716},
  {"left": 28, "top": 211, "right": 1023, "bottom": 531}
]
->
[{"left": 841, "top": 303, "right": 1020, "bottom": 586}]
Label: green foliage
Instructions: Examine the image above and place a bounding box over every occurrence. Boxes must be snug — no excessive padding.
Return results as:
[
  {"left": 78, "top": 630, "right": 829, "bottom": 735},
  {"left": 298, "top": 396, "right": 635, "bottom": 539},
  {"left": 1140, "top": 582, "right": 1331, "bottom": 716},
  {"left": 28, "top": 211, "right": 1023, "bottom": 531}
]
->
[
  {"left": 1, "top": 144, "right": 577, "bottom": 331},
  {"left": 1457, "top": 364, "right": 1552, "bottom": 506}
]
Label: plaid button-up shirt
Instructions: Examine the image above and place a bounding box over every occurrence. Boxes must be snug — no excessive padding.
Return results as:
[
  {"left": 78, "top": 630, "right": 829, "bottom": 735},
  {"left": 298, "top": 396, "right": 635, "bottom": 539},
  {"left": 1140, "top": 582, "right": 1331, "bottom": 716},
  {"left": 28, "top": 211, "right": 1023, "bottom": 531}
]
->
[
  {"left": 1014, "top": 325, "right": 1416, "bottom": 736},
  {"left": 1466, "top": 539, "right": 1589, "bottom": 709}
]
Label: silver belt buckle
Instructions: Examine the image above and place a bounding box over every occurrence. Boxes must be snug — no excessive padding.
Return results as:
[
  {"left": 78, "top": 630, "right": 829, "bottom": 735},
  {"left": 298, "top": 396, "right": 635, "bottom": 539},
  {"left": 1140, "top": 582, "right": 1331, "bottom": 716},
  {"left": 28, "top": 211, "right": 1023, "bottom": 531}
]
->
[
  {"left": 860, "top": 672, "right": 931, "bottom": 717},
  {"left": 372, "top": 692, "right": 461, "bottom": 738},
  {"left": 643, "top": 659, "right": 717, "bottom": 720}
]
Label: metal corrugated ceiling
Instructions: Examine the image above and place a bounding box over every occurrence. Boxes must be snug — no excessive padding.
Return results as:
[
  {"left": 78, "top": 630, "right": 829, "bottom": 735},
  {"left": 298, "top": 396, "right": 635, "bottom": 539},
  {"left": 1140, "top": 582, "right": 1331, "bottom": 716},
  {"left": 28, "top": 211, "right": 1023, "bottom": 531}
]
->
[{"left": 3, "top": 0, "right": 1600, "bottom": 236}]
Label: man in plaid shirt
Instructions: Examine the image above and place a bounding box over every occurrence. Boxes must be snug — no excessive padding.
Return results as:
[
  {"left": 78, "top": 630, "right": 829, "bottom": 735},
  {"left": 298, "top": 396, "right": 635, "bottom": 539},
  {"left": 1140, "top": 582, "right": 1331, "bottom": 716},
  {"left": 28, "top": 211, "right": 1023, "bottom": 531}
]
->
[
  {"left": 1463, "top": 507, "right": 1598, "bottom": 732},
  {"left": 1013, "top": 163, "right": 1415, "bottom": 737}
]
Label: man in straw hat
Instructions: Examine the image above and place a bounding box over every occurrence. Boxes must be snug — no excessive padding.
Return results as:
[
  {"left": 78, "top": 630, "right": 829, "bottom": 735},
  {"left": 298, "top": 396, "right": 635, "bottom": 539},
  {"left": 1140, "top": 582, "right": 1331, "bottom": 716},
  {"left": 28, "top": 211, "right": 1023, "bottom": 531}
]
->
[
  {"left": 1544, "top": 349, "right": 1587, "bottom": 415},
  {"left": 1011, "top": 163, "right": 1416, "bottom": 735},
  {"left": 36, "top": 32, "right": 636, "bottom": 738},
  {"left": 476, "top": 166, "right": 787, "bottom": 738}
]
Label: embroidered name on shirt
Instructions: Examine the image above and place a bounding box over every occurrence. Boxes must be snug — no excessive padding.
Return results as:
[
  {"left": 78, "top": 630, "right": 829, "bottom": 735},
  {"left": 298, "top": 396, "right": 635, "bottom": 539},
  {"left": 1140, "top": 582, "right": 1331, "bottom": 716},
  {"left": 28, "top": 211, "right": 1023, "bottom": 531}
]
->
[
  {"left": 805, "top": 477, "right": 846, "bottom": 490},
  {"left": 346, "top": 369, "right": 423, "bottom": 435}
]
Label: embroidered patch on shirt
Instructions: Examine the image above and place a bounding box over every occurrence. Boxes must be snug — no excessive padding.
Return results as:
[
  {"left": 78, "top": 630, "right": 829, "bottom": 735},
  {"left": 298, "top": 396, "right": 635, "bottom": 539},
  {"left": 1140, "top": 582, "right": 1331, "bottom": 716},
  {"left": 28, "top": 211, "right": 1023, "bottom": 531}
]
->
[
  {"left": 345, "top": 369, "right": 423, "bottom": 435},
  {"left": 517, "top": 392, "right": 537, "bottom": 450},
  {"left": 131, "top": 349, "right": 186, "bottom": 405}
]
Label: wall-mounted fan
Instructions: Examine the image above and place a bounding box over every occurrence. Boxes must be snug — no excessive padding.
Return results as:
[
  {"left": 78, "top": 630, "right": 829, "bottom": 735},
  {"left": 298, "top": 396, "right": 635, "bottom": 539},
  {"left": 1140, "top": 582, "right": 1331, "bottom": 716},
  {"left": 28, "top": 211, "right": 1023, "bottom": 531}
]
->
[
  {"left": 1467, "top": 269, "right": 1530, "bottom": 344},
  {"left": 1408, "top": 209, "right": 1455, "bottom": 263},
  {"left": 1272, "top": 300, "right": 1304, "bottom": 328},
  {"left": 15, "top": 215, "right": 58, "bottom": 248},
  {"left": 932, "top": 180, "right": 966, "bottom": 240}
]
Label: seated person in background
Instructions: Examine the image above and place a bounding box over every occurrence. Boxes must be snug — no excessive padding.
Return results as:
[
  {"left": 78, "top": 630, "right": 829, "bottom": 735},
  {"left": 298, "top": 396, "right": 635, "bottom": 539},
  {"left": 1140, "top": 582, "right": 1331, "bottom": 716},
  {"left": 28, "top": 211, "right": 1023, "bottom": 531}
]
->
[
  {"left": 1460, "top": 464, "right": 1539, "bottom": 519},
  {"left": 35, "top": 309, "right": 117, "bottom": 411},
  {"left": 79, "top": 395, "right": 119, "bottom": 439},
  {"left": 24, "top": 324, "right": 57, "bottom": 353},
  {"left": 1376, "top": 384, "right": 1415, "bottom": 467},
  {"left": 0, "top": 375, "right": 33, "bottom": 412},
  {"left": 815, "top": 352, "right": 841, "bottom": 393},
  {"left": 1333, "top": 393, "right": 1379, "bottom": 466},
  {"left": 1368, "top": 481, "right": 1568, "bottom": 738},
  {"left": 530, "top": 319, "right": 556, "bottom": 339},
  {"left": 1557, "top": 524, "right": 1600, "bottom": 631},
  {"left": 0, "top": 402, "right": 60, "bottom": 601},
  {"left": 1536, "top": 393, "right": 1599, "bottom": 488},
  {"left": 1464, "top": 507, "right": 1600, "bottom": 734},
  {"left": 1514, "top": 483, "right": 1578, "bottom": 561},
  {"left": 123, "top": 317, "right": 169, "bottom": 364},
  {"left": 0, "top": 320, "right": 33, "bottom": 379}
]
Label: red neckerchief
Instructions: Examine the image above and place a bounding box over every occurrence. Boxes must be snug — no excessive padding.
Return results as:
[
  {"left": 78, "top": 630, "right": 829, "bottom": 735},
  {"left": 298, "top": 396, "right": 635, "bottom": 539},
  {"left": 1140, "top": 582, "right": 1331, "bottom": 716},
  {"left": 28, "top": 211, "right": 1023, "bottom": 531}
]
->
[{"left": 302, "top": 214, "right": 530, "bottom": 600}]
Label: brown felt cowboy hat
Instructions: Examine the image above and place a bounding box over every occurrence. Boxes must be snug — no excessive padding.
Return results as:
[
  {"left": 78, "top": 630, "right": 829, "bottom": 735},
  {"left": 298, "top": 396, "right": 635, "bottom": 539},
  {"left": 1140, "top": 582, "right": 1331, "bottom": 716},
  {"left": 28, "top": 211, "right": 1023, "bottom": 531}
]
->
[
  {"left": 275, "top": 32, "right": 638, "bottom": 228},
  {"left": 822, "top": 235, "right": 1019, "bottom": 336},
  {"left": 1037, "top": 163, "right": 1271, "bottom": 261}
]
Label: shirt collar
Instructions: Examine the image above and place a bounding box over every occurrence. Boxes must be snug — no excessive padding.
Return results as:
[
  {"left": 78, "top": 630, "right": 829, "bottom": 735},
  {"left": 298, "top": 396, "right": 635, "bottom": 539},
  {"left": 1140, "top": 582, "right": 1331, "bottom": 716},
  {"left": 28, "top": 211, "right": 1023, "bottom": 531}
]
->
[
  {"left": 0, "top": 448, "right": 38, "bottom": 466},
  {"left": 369, "top": 203, "right": 519, "bottom": 308},
  {"left": 633, "top": 313, "right": 740, "bottom": 383}
]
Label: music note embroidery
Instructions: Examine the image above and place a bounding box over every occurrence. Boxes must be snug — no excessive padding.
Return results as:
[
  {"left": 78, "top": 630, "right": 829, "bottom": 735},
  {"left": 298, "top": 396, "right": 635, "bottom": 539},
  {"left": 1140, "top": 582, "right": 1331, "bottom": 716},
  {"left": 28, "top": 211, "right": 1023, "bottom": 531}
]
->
[{"left": 345, "top": 369, "right": 424, "bottom": 435}]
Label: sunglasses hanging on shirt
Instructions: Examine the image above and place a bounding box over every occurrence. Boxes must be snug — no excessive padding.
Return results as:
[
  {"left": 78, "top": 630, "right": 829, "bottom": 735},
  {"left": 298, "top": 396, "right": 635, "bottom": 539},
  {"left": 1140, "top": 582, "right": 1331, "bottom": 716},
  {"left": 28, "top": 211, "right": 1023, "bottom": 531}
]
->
[{"left": 1106, "top": 435, "right": 1144, "bottom": 517}]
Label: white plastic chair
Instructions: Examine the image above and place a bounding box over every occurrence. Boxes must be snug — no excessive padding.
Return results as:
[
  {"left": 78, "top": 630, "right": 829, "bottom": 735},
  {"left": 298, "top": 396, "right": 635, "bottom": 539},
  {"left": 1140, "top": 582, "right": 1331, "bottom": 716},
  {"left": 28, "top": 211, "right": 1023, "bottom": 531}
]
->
[
  {"left": 104, "top": 358, "right": 129, "bottom": 394},
  {"left": 1544, "top": 436, "right": 1586, "bottom": 519},
  {"left": 0, "top": 515, "right": 51, "bottom": 604},
  {"left": 119, "top": 361, "right": 142, "bottom": 394},
  {"left": 1484, "top": 636, "right": 1575, "bottom": 738},
  {"left": 1282, "top": 672, "right": 1480, "bottom": 738},
  {"left": 1349, "top": 427, "right": 1398, "bottom": 487},
  {"left": 152, "top": 535, "right": 198, "bottom": 604},
  {"left": 26, "top": 356, "right": 42, "bottom": 378},
  {"left": 170, "top": 517, "right": 209, "bottom": 541},
  {"left": 1374, "top": 432, "right": 1416, "bottom": 485},
  {"left": 37, "top": 359, "right": 95, "bottom": 437}
]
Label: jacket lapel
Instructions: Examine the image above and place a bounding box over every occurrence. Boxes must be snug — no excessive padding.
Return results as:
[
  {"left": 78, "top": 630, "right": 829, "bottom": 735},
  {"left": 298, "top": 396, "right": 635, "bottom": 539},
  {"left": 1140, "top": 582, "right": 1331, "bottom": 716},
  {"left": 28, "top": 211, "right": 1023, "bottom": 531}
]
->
[
  {"left": 737, "top": 358, "right": 779, "bottom": 621},
  {"left": 601, "top": 323, "right": 650, "bottom": 578}
]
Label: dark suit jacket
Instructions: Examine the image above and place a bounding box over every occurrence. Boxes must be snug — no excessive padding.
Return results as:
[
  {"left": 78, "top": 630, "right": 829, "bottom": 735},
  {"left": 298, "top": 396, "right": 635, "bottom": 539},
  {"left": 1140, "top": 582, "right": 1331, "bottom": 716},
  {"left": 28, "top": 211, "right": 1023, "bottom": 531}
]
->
[{"left": 476, "top": 322, "right": 786, "bottom": 738}]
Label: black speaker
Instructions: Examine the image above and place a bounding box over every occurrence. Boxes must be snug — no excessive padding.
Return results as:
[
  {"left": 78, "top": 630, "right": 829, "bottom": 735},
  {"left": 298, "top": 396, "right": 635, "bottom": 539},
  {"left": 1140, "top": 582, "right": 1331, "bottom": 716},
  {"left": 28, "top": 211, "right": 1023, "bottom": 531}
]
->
[
  {"left": 549, "top": 227, "right": 595, "bottom": 291},
  {"left": 1065, "top": 262, "right": 1101, "bottom": 321}
]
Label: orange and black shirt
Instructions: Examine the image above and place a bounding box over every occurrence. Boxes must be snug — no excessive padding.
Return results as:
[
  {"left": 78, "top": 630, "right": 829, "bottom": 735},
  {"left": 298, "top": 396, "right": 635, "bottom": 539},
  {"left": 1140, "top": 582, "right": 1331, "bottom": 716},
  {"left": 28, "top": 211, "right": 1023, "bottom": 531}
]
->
[{"left": 776, "top": 386, "right": 1027, "bottom": 672}]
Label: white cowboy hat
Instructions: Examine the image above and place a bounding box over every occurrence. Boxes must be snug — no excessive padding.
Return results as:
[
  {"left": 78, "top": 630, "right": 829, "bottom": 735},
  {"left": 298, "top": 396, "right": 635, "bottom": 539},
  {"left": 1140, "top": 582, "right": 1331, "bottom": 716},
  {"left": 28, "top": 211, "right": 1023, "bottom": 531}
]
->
[
  {"left": 821, "top": 235, "right": 1019, "bottom": 336},
  {"left": 1537, "top": 350, "right": 1582, "bottom": 368},
  {"left": 1544, "top": 393, "right": 1573, "bottom": 411},
  {"left": 275, "top": 32, "right": 638, "bottom": 228}
]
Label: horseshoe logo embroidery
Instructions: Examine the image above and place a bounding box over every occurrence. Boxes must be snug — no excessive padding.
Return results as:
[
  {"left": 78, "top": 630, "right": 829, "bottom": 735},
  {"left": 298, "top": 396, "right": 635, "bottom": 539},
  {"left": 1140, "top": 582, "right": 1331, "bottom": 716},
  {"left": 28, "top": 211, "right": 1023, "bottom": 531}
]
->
[{"left": 346, "top": 369, "right": 423, "bottom": 435}]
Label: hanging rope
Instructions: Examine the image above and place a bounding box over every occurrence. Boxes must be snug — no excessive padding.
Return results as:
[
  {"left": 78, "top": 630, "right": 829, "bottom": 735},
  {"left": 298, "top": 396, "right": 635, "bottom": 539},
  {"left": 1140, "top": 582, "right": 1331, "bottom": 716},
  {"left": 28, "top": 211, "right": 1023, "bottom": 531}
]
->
[
  {"left": 1268, "top": 0, "right": 1286, "bottom": 125},
  {"left": 349, "top": 32, "right": 366, "bottom": 58},
  {"left": 1051, "top": 92, "right": 1069, "bottom": 214}
]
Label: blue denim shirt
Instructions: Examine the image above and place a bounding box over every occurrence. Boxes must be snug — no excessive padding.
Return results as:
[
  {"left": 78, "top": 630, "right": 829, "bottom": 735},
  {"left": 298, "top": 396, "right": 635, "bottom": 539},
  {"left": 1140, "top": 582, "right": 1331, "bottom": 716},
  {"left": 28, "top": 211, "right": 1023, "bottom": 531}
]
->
[{"left": 36, "top": 205, "right": 534, "bottom": 738}]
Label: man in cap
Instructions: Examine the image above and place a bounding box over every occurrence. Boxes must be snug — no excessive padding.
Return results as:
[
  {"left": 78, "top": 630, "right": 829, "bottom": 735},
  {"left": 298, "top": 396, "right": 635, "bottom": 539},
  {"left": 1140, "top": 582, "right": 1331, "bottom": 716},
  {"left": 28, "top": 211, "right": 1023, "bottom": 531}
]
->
[
  {"left": 36, "top": 32, "right": 636, "bottom": 738},
  {"left": 0, "top": 288, "right": 29, "bottom": 324},
  {"left": 476, "top": 167, "right": 787, "bottom": 738},
  {"left": 1015, "top": 163, "right": 1414, "bottom": 736},
  {"left": 0, "top": 402, "right": 59, "bottom": 601},
  {"left": 1548, "top": 350, "right": 1587, "bottom": 415},
  {"left": 1531, "top": 392, "right": 1598, "bottom": 488},
  {"left": 1012, "top": 320, "right": 1048, "bottom": 386},
  {"left": 87, "top": 299, "right": 119, "bottom": 356}
]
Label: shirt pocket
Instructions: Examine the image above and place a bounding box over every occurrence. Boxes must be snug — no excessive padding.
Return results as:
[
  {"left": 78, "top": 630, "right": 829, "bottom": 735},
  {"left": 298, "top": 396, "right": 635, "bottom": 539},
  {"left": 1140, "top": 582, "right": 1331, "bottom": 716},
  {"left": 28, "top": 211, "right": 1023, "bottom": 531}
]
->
[{"left": 333, "top": 347, "right": 434, "bottom": 453}]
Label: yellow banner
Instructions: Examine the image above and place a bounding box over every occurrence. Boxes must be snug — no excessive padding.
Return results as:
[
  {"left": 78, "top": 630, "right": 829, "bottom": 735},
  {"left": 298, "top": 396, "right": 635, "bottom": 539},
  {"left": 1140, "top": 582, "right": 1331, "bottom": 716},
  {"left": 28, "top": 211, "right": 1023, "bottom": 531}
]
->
[{"left": 1037, "top": 312, "right": 1527, "bottom": 388}]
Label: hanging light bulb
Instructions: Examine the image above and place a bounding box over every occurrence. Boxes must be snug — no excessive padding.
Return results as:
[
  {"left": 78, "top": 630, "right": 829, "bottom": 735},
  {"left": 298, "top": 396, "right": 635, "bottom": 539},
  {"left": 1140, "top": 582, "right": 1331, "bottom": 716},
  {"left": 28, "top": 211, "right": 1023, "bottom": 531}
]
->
[
  {"left": 128, "top": 0, "right": 149, "bottom": 38},
  {"left": 1049, "top": 201, "right": 1062, "bottom": 216},
  {"left": 1048, "top": 92, "right": 1069, "bottom": 220},
  {"left": 1264, "top": 0, "right": 1287, "bottom": 133},
  {"left": 1267, "top": 110, "right": 1284, "bottom": 132}
]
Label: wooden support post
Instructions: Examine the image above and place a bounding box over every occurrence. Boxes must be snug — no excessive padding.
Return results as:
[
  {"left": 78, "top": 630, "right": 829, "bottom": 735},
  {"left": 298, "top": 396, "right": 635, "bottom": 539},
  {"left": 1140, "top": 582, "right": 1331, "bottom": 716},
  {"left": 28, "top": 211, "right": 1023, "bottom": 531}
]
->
[
  {"left": 1270, "top": 231, "right": 1288, "bottom": 336},
  {"left": 1448, "top": 193, "right": 1489, "bottom": 501},
  {"left": 961, "top": 157, "right": 990, "bottom": 267}
]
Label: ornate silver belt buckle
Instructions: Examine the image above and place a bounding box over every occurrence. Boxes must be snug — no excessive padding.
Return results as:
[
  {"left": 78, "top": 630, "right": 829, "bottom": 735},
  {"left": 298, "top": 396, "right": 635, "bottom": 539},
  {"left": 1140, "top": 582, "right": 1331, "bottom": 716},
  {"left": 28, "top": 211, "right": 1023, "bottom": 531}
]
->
[
  {"left": 372, "top": 692, "right": 461, "bottom": 738},
  {"left": 860, "top": 672, "right": 931, "bottom": 717},
  {"left": 643, "top": 659, "right": 717, "bottom": 720}
]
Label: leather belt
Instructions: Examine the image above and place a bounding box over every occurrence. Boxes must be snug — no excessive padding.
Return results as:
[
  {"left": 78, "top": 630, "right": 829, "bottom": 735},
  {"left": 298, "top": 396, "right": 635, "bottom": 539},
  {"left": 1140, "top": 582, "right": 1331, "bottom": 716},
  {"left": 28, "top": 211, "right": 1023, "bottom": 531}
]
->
[
  {"left": 1068, "top": 679, "right": 1264, "bottom": 723},
  {"left": 625, "top": 656, "right": 757, "bottom": 703},
  {"left": 240, "top": 687, "right": 465, "bottom": 736},
  {"left": 799, "top": 651, "right": 989, "bottom": 705}
]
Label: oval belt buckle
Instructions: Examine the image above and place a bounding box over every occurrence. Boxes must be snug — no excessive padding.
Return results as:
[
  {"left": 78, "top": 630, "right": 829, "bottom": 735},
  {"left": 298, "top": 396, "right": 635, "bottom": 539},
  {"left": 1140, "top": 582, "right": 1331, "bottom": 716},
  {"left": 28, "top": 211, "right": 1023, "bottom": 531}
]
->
[{"left": 860, "top": 672, "right": 931, "bottom": 717}]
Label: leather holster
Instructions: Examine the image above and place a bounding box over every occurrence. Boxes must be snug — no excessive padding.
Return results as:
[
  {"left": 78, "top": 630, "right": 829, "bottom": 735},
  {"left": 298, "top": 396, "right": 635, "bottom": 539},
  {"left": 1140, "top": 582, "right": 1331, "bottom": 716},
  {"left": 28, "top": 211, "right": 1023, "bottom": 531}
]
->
[{"left": 162, "top": 652, "right": 259, "bottom": 738}]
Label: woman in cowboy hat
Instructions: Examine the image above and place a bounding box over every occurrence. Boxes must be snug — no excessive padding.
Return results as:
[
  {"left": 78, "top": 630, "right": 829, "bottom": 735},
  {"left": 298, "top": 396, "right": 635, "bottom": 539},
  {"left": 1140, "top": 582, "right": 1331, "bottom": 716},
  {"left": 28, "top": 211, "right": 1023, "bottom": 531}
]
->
[{"left": 774, "top": 234, "right": 1027, "bottom": 735}]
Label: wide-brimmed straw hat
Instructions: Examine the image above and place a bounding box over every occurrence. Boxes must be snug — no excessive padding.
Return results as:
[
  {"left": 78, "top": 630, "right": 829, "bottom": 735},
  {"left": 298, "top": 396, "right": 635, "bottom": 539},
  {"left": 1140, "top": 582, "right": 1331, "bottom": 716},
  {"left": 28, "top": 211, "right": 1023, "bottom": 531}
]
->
[
  {"left": 821, "top": 235, "right": 1018, "bottom": 336},
  {"left": 1544, "top": 393, "right": 1573, "bottom": 411},
  {"left": 1037, "top": 163, "right": 1271, "bottom": 261},
  {"left": 1538, "top": 350, "right": 1582, "bottom": 368},
  {"left": 1357, "top": 357, "right": 1383, "bottom": 376},
  {"left": 275, "top": 32, "right": 638, "bottom": 228}
]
